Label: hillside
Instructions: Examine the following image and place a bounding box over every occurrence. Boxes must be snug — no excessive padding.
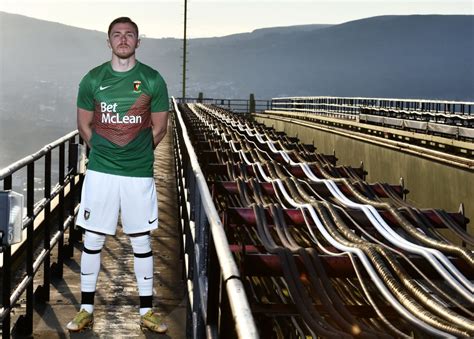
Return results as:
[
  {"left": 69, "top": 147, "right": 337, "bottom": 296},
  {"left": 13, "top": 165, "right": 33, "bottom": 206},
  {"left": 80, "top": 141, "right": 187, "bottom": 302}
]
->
[
  {"left": 183, "top": 15, "right": 474, "bottom": 100},
  {"left": 0, "top": 12, "right": 472, "bottom": 130}
]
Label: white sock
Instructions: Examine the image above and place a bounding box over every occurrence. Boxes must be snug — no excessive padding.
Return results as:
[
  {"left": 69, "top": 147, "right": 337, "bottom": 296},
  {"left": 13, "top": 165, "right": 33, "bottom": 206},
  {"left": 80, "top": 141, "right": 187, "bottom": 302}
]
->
[
  {"left": 140, "top": 306, "right": 152, "bottom": 316},
  {"left": 80, "top": 231, "right": 106, "bottom": 313},
  {"left": 130, "top": 234, "right": 154, "bottom": 315},
  {"left": 81, "top": 304, "right": 94, "bottom": 314}
]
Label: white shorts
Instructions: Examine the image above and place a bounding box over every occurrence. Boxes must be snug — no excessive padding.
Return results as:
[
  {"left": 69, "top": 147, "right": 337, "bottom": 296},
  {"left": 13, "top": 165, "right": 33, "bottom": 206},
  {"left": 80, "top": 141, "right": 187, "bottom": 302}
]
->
[{"left": 76, "top": 170, "right": 158, "bottom": 235}]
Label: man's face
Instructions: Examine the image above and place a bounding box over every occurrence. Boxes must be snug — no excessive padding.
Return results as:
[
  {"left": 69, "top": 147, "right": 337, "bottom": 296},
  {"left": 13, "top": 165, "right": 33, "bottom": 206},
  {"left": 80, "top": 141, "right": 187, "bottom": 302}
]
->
[{"left": 108, "top": 22, "right": 140, "bottom": 59}]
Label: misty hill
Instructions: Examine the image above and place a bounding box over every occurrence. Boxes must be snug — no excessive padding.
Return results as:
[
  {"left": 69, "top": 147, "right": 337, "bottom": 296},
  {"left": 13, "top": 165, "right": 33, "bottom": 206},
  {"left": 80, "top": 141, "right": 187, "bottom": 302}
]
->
[
  {"left": 190, "top": 24, "right": 333, "bottom": 45},
  {"left": 183, "top": 15, "right": 474, "bottom": 100},
  {"left": 0, "top": 12, "right": 473, "bottom": 131}
]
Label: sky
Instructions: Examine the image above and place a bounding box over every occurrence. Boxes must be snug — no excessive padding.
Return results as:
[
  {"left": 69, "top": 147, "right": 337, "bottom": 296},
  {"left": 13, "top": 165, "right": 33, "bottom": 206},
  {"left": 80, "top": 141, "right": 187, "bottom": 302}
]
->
[{"left": 0, "top": 0, "right": 472, "bottom": 39}]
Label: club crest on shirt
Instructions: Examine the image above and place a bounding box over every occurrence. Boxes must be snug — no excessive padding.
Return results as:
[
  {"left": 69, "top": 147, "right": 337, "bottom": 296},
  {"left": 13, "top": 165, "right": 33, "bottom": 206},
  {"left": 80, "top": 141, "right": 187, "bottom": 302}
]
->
[
  {"left": 84, "top": 208, "right": 91, "bottom": 220},
  {"left": 133, "top": 80, "right": 142, "bottom": 93}
]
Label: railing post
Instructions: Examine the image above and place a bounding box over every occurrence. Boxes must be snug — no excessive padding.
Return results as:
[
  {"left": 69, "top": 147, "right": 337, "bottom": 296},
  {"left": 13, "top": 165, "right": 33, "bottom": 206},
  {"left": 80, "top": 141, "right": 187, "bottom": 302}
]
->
[
  {"left": 1, "top": 247, "right": 12, "bottom": 339},
  {"left": 56, "top": 143, "right": 65, "bottom": 278},
  {"left": 173, "top": 114, "right": 186, "bottom": 281},
  {"left": 193, "top": 191, "right": 206, "bottom": 338},
  {"left": 185, "top": 161, "right": 195, "bottom": 338},
  {"left": 206, "top": 229, "right": 221, "bottom": 337},
  {"left": 26, "top": 163, "right": 34, "bottom": 334},
  {"left": 15, "top": 163, "right": 35, "bottom": 335},
  {"left": 66, "top": 139, "right": 78, "bottom": 258},
  {"left": 40, "top": 150, "right": 52, "bottom": 302},
  {"left": 2, "top": 175, "right": 12, "bottom": 339}
]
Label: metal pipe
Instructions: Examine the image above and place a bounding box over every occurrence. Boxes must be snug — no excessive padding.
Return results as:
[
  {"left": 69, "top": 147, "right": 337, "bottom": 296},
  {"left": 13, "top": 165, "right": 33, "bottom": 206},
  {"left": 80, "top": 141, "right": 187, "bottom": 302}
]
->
[{"left": 182, "top": 0, "right": 187, "bottom": 99}]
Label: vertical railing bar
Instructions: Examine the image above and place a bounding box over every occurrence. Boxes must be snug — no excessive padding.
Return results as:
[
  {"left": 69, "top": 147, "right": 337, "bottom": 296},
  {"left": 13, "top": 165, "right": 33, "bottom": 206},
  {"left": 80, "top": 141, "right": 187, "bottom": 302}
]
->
[
  {"left": 199, "top": 198, "right": 210, "bottom": 335},
  {"left": 194, "top": 188, "right": 204, "bottom": 337},
  {"left": 206, "top": 229, "right": 220, "bottom": 337},
  {"left": 3, "top": 176, "right": 12, "bottom": 191},
  {"left": 24, "top": 162, "right": 35, "bottom": 334},
  {"left": 67, "top": 138, "right": 77, "bottom": 257},
  {"left": 1, "top": 246, "right": 12, "bottom": 339},
  {"left": 2, "top": 175, "right": 12, "bottom": 338},
  {"left": 56, "top": 143, "right": 65, "bottom": 278},
  {"left": 43, "top": 150, "right": 52, "bottom": 302}
]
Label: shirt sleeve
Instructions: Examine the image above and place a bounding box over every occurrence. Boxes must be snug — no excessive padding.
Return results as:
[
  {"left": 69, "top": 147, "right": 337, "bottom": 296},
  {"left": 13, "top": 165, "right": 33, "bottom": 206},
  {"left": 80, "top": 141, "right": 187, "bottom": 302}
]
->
[
  {"left": 77, "top": 72, "right": 95, "bottom": 111},
  {"left": 151, "top": 73, "right": 169, "bottom": 112}
]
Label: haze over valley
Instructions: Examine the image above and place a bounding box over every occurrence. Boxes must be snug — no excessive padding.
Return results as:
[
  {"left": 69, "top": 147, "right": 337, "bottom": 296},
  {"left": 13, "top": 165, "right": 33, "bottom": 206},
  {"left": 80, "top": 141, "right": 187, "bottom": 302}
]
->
[{"left": 0, "top": 12, "right": 473, "bottom": 167}]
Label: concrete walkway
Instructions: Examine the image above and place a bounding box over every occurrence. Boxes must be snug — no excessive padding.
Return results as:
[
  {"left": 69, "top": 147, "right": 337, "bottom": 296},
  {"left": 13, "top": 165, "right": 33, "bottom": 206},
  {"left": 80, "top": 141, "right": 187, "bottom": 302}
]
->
[{"left": 17, "top": 124, "right": 186, "bottom": 338}]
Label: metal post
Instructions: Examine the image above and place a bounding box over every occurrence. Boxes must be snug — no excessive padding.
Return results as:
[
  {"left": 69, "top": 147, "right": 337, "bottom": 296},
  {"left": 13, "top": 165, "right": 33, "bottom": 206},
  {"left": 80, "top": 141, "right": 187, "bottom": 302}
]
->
[
  {"left": 42, "top": 150, "right": 52, "bottom": 301},
  {"left": 182, "top": 0, "right": 188, "bottom": 99},
  {"left": 192, "top": 195, "right": 204, "bottom": 338},
  {"left": 206, "top": 230, "right": 220, "bottom": 337},
  {"left": 1, "top": 247, "right": 11, "bottom": 339},
  {"left": 67, "top": 140, "right": 77, "bottom": 258},
  {"left": 56, "top": 143, "right": 65, "bottom": 278},
  {"left": 17, "top": 162, "right": 35, "bottom": 335},
  {"left": 2, "top": 175, "right": 12, "bottom": 339}
]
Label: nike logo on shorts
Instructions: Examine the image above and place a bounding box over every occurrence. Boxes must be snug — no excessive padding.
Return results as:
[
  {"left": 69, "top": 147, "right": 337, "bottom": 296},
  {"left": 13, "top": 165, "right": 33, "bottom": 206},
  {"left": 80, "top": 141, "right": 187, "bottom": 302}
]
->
[
  {"left": 144, "top": 276, "right": 153, "bottom": 280},
  {"left": 148, "top": 218, "right": 158, "bottom": 224},
  {"left": 99, "top": 85, "right": 112, "bottom": 91},
  {"left": 81, "top": 272, "right": 94, "bottom": 276}
]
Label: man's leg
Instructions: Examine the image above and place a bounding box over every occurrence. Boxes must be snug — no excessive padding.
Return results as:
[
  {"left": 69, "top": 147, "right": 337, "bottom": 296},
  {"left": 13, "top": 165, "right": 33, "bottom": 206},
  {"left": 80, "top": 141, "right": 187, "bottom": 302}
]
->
[
  {"left": 129, "top": 232, "right": 154, "bottom": 315},
  {"left": 66, "top": 230, "right": 106, "bottom": 331},
  {"left": 69, "top": 170, "right": 119, "bottom": 331},
  {"left": 80, "top": 230, "right": 106, "bottom": 312},
  {"left": 121, "top": 175, "right": 165, "bottom": 333},
  {"left": 129, "top": 231, "right": 168, "bottom": 333}
]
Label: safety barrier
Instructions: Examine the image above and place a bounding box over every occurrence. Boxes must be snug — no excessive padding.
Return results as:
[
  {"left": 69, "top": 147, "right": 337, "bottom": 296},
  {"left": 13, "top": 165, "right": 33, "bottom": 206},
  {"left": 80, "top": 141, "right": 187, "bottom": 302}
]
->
[
  {"left": 0, "top": 131, "right": 83, "bottom": 338},
  {"left": 270, "top": 96, "right": 474, "bottom": 139},
  {"left": 176, "top": 97, "right": 271, "bottom": 113},
  {"left": 172, "top": 98, "right": 259, "bottom": 338}
]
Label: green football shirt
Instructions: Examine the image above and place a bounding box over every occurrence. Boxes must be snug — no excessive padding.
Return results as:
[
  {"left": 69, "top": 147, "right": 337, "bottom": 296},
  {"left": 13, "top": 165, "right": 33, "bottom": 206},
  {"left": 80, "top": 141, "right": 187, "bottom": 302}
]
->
[{"left": 77, "top": 61, "right": 169, "bottom": 177}]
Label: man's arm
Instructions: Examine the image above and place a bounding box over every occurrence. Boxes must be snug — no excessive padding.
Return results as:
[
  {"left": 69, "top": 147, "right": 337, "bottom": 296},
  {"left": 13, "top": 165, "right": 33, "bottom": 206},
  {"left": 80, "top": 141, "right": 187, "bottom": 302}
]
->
[
  {"left": 151, "top": 111, "right": 169, "bottom": 148},
  {"left": 77, "top": 108, "right": 94, "bottom": 148}
]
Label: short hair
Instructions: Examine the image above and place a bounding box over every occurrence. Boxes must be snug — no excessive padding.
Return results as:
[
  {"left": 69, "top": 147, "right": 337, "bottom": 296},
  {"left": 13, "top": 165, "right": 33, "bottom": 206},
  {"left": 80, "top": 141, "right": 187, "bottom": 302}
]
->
[{"left": 108, "top": 17, "right": 139, "bottom": 38}]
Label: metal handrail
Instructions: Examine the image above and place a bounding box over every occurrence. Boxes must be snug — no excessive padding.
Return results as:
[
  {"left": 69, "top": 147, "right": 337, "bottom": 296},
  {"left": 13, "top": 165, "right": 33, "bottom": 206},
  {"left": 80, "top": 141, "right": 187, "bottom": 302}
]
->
[
  {"left": 268, "top": 96, "right": 474, "bottom": 141},
  {"left": 273, "top": 95, "right": 474, "bottom": 106},
  {"left": 271, "top": 96, "right": 474, "bottom": 117},
  {"left": 0, "top": 131, "right": 79, "bottom": 180},
  {"left": 1, "top": 131, "right": 82, "bottom": 338},
  {"left": 175, "top": 97, "right": 271, "bottom": 113},
  {"left": 173, "top": 98, "right": 259, "bottom": 338}
]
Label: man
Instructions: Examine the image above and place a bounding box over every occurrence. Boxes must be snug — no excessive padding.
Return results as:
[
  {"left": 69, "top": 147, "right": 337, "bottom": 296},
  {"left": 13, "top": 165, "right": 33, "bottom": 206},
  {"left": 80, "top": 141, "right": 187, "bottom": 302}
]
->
[{"left": 66, "top": 17, "right": 169, "bottom": 333}]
